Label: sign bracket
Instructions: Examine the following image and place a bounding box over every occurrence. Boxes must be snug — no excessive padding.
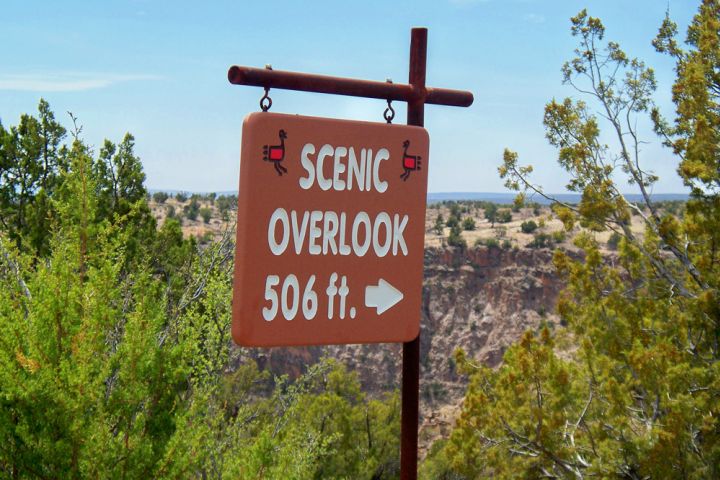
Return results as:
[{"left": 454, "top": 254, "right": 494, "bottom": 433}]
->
[{"left": 228, "top": 27, "right": 472, "bottom": 480}]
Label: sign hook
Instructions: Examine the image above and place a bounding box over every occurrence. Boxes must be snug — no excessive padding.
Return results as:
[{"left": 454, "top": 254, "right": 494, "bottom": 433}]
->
[
  {"left": 383, "top": 99, "right": 395, "bottom": 124},
  {"left": 260, "top": 87, "right": 272, "bottom": 112},
  {"left": 383, "top": 79, "right": 395, "bottom": 123},
  {"left": 260, "top": 64, "right": 273, "bottom": 112}
]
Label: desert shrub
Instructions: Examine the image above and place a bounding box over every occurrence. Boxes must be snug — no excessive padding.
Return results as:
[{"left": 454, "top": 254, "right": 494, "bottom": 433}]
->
[
  {"left": 153, "top": 191, "right": 169, "bottom": 204},
  {"left": 200, "top": 207, "right": 212, "bottom": 224},
  {"left": 520, "top": 220, "right": 538, "bottom": 233},
  {"left": 484, "top": 238, "right": 500, "bottom": 248},
  {"left": 449, "top": 203, "right": 462, "bottom": 218},
  {"left": 497, "top": 209, "right": 512, "bottom": 223},
  {"left": 475, "top": 238, "right": 499, "bottom": 248},
  {"left": 551, "top": 230, "right": 566, "bottom": 243},
  {"left": 607, "top": 231, "right": 622, "bottom": 250},
  {"left": 434, "top": 214, "right": 445, "bottom": 235},
  {"left": 527, "top": 232, "right": 553, "bottom": 249},
  {"left": 447, "top": 224, "right": 466, "bottom": 248},
  {"left": 183, "top": 199, "right": 200, "bottom": 220}
]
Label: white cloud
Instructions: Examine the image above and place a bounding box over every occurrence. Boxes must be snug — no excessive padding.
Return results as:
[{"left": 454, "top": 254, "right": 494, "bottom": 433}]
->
[
  {"left": 0, "top": 72, "right": 161, "bottom": 92},
  {"left": 524, "top": 13, "right": 546, "bottom": 24}
]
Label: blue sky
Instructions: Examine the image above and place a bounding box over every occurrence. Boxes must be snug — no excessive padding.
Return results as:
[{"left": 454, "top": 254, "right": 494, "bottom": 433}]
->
[{"left": 1, "top": 0, "right": 698, "bottom": 193}]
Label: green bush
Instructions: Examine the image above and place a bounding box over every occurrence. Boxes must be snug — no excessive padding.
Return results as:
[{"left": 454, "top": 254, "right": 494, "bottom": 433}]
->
[
  {"left": 475, "top": 237, "right": 500, "bottom": 248},
  {"left": 528, "top": 232, "right": 553, "bottom": 249},
  {"left": 153, "top": 191, "right": 169, "bottom": 204},
  {"left": 183, "top": 199, "right": 200, "bottom": 220},
  {"left": 434, "top": 214, "right": 445, "bottom": 235},
  {"left": 485, "top": 238, "right": 500, "bottom": 248},
  {"left": 447, "top": 224, "right": 466, "bottom": 248},
  {"left": 462, "top": 217, "right": 476, "bottom": 231},
  {"left": 607, "top": 231, "right": 622, "bottom": 250},
  {"left": 497, "top": 209, "right": 512, "bottom": 223},
  {"left": 445, "top": 215, "right": 459, "bottom": 228},
  {"left": 199, "top": 207, "right": 212, "bottom": 224},
  {"left": 520, "top": 220, "right": 538, "bottom": 233}
]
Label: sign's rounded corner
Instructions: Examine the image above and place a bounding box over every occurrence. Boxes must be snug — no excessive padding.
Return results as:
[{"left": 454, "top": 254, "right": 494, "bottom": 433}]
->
[
  {"left": 242, "top": 111, "right": 264, "bottom": 128},
  {"left": 404, "top": 323, "right": 421, "bottom": 343},
  {"left": 420, "top": 127, "right": 430, "bottom": 144},
  {"left": 231, "top": 322, "right": 248, "bottom": 347}
]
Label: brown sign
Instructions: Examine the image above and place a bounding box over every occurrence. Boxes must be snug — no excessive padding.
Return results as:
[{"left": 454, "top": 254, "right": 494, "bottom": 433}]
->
[{"left": 232, "top": 112, "right": 429, "bottom": 346}]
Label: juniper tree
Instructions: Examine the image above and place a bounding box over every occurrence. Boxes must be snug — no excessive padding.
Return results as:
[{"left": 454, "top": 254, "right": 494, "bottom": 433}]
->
[{"left": 440, "top": 3, "right": 720, "bottom": 478}]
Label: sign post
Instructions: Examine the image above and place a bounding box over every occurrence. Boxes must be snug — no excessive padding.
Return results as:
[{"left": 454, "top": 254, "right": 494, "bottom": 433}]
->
[
  {"left": 228, "top": 27, "right": 472, "bottom": 480},
  {"left": 401, "top": 28, "right": 426, "bottom": 479}
]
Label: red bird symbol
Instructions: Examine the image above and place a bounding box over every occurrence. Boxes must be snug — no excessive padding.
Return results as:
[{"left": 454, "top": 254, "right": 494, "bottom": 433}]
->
[
  {"left": 400, "top": 139, "right": 421, "bottom": 181},
  {"left": 262, "top": 129, "right": 288, "bottom": 176}
]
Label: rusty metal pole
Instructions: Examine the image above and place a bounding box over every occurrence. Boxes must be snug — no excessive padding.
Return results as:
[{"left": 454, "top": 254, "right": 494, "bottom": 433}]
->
[
  {"left": 227, "top": 65, "right": 472, "bottom": 107},
  {"left": 400, "top": 27, "right": 426, "bottom": 480}
]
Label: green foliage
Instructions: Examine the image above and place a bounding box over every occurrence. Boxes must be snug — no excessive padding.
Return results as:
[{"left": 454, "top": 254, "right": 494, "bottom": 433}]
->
[
  {"left": 607, "top": 231, "right": 622, "bottom": 250},
  {"left": 175, "top": 191, "right": 188, "bottom": 202},
  {"left": 153, "top": 191, "right": 169, "bottom": 203},
  {"left": 0, "top": 99, "right": 67, "bottom": 256},
  {"left": 484, "top": 203, "right": 498, "bottom": 227},
  {"left": 215, "top": 194, "right": 237, "bottom": 222},
  {"left": 520, "top": 220, "right": 538, "bottom": 233},
  {"left": 449, "top": 203, "right": 462, "bottom": 218},
  {"left": 461, "top": 217, "right": 476, "bottom": 231},
  {"left": 0, "top": 102, "right": 402, "bottom": 478},
  {"left": 434, "top": 213, "right": 445, "bottom": 235},
  {"left": 183, "top": 198, "right": 200, "bottom": 221},
  {"left": 447, "top": 224, "right": 466, "bottom": 248},
  {"left": 476, "top": 237, "right": 499, "bottom": 248},
  {"left": 527, "top": 232, "right": 553, "bottom": 249},
  {"left": 497, "top": 209, "right": 512, "bottom": 223},
  {"left": 445, "top": 215, "right": 459, "bottom": 229},
  {"left": 441, "top": 4, "right": 720, "bottom": 478},
  {"left": 199, "top": 207, "right": 212, "bottom": 224}
]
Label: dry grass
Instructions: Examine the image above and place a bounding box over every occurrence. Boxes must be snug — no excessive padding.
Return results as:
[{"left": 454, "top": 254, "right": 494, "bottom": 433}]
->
[
  {"left": 424, "top": 203, "right": 648, "bottom": 251},
  {"left": 149, "top": 196, "right": 650, "bottom": 251}
]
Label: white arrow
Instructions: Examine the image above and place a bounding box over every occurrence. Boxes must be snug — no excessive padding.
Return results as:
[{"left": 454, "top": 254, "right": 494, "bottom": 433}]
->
[{"left": 365, "top": 279, "right": 404, "bottom": 315}]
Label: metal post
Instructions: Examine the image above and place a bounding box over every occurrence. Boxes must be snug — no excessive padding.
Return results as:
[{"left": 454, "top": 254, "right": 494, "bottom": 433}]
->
[{"left": 400, "top": 27, "right": 427, "bottom": 480}]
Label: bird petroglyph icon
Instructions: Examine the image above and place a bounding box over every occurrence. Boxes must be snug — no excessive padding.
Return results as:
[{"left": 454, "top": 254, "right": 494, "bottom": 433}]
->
[
  {"left": 263, "top": 129, "right": 288, "bottom": 176},
  {"left": 400, "top": 139, "right": 421, "bottom": 181}
]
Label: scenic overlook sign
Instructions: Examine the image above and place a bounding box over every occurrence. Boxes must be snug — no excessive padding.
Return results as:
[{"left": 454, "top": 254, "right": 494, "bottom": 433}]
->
[{"left": 232, "top": 112, "right": 430, "bottom": 347}]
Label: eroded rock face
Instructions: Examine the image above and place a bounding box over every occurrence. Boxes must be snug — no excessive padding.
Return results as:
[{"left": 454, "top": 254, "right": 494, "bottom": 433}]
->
[{"left": 234, "top": 245, "right": 564, "bottom": 435}]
